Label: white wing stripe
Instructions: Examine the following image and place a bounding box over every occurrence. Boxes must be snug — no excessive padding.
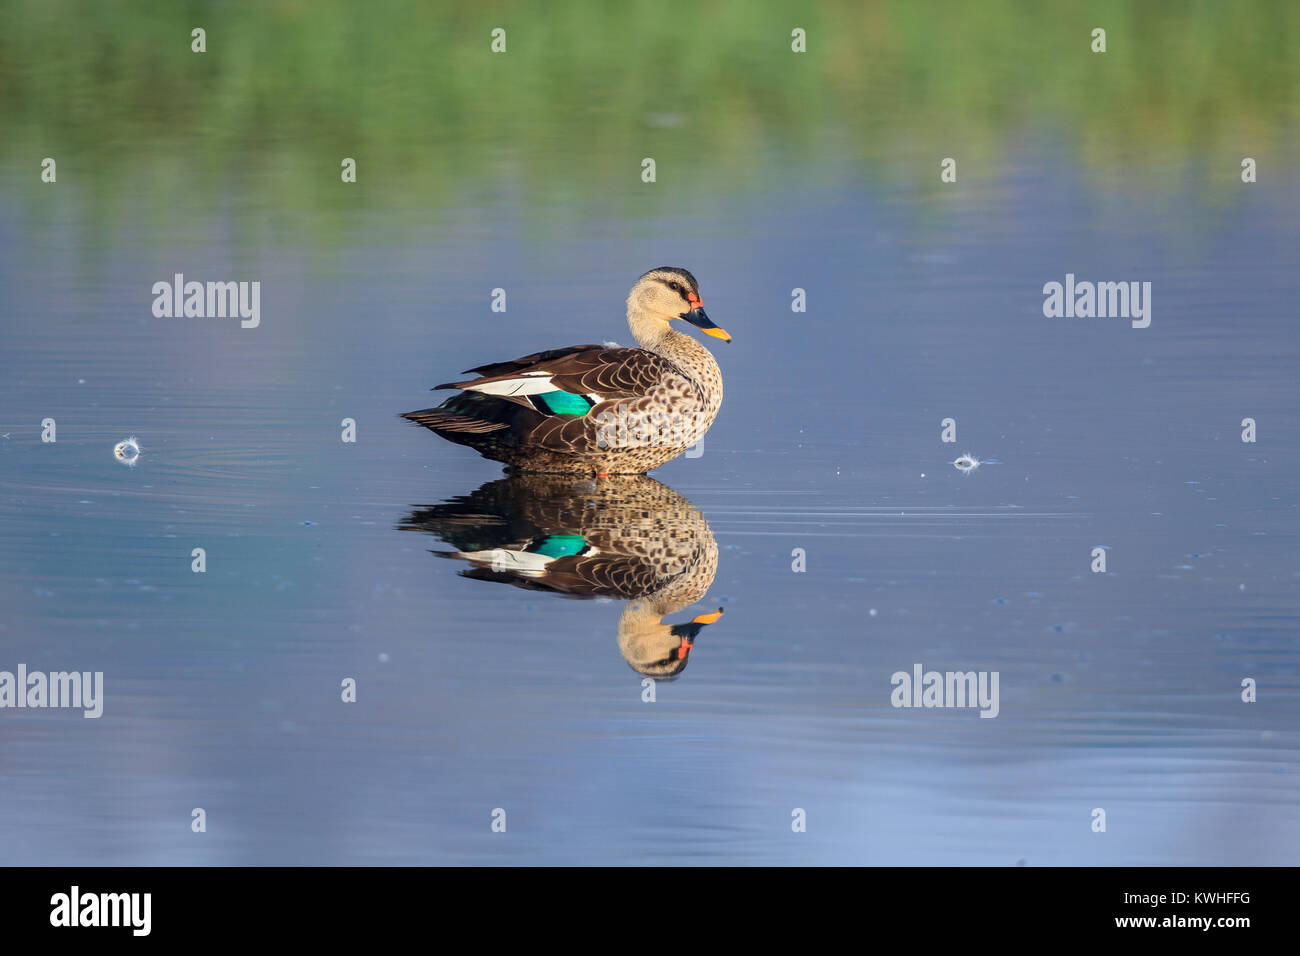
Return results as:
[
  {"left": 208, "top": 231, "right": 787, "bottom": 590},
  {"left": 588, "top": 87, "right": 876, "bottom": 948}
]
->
[{"left": 467, "top": 376, "right": 557, "bottom": 396}]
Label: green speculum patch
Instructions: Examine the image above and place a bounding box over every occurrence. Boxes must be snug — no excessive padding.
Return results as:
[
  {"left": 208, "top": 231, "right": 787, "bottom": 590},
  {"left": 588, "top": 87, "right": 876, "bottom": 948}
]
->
[
  {"left": 536, "top": 392, "right": 593, "bottom": 416},
  {"left": 529, "top": 535, "right": 587, "bottom": 558}
]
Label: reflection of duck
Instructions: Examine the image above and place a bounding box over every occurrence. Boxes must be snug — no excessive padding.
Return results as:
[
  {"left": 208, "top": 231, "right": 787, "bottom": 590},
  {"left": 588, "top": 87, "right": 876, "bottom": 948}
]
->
[
  {"left": 401, "top": 268, "right": 730, "bottom": 475},
  {"left": 399, "top": 475, "right": 723, "bottom": 678}
]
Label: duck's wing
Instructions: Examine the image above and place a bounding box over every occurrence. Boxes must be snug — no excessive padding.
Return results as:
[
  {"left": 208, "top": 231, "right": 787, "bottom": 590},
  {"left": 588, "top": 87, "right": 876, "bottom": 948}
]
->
[
  {"left": 449, "top": 547, "right": 675, "bottom": 601},
  {"left": 435, "top": 345, "right": 682, "bottom": 406},
  {"left": 408, "top": 345, "right": 703, "bottom": 457},
  {"left": 458, "top": 345, "right": 606, "bottom": 380}
]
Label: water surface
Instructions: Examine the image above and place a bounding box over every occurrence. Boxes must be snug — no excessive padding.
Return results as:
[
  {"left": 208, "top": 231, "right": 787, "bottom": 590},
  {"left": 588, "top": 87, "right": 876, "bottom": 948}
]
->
[{"left": 1, "top": 1, "right": 1297, "bottom": 865}]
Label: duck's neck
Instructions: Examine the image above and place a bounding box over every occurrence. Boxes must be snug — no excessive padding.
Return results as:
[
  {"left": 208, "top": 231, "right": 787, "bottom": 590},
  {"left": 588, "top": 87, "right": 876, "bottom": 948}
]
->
[{"left": 627, "top": 310, "right": 723, "bottom": 412}]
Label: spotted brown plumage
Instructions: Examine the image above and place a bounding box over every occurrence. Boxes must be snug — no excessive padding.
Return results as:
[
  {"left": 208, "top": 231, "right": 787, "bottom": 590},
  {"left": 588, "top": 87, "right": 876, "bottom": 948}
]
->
[
  {"left": 399, "top": 474, "right": 723, "bottom": 678},
  {"left": 402, "top": 267, "right": 729, "bottom": 475}
]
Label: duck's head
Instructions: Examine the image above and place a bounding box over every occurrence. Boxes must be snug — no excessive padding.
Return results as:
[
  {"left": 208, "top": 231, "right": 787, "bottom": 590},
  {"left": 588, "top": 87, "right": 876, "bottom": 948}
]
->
[{"left": 628, "top": 267, "right": 731, "bottom": 343}]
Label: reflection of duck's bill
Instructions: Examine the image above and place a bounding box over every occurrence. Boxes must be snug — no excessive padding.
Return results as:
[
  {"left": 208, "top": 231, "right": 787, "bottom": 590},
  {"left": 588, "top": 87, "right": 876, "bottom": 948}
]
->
[{"left": 669, "top": 607, "right": 725, "bottom": 659}]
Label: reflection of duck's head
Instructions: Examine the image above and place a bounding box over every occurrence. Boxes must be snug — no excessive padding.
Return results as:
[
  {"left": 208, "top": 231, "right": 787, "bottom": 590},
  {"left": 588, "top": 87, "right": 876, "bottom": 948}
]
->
[
  {"left": 619, "top": 603, "right": 723, "bottom": 679},
  {"left": 399, "top": 474, "right": 723, "bottom": 678}
]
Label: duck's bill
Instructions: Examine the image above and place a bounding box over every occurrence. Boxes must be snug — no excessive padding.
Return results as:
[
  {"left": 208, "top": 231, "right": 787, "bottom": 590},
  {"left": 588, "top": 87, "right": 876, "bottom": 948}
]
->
[{"left": 680, "top": 307, "right": 732, "bottom": 343}]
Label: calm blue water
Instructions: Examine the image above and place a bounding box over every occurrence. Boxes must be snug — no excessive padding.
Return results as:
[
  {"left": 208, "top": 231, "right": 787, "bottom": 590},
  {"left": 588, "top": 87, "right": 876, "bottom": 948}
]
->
[{"left": 1, "top": 153, "right": 1297, "bottom": 864}]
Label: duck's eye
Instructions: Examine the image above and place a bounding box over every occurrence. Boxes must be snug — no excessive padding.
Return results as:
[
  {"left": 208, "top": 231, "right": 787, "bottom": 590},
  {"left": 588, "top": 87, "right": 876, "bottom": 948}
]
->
[{"left": 668, "top": 282, "right": 681, "bottom": 292}]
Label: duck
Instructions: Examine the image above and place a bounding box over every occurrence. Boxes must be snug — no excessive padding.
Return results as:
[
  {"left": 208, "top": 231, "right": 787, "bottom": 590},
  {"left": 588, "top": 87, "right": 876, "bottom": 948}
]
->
[
  {"left": 402, "top": 267, "right": 730, "bottom": 475},
  {"left": 398, "top": 474, "right": 725, "bottom": 679}
]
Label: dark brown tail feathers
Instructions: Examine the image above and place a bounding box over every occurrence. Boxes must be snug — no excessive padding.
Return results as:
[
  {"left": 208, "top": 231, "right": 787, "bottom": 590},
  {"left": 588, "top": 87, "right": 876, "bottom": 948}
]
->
[
  {"left": 400, "top": 409, "right": 508, "bottom": 434},
  {"left": 401, "top": 391, "right": 539, "bottom": 441}
]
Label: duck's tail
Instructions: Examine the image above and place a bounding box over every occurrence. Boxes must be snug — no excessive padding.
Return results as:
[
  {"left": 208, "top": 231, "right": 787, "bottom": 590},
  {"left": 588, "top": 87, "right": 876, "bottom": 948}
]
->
[
  {"left": 401, "top": 392, "right": 514, "bottom": 435},
  {"left": 401, "top": 408, "right": 508, "bottom": 435}
]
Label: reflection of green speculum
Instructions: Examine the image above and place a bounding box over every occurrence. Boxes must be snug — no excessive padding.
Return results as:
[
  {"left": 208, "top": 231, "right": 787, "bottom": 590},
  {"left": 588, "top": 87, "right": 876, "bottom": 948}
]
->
[{"left": 531, "top": 535, "right": 587, "bottom": 559}]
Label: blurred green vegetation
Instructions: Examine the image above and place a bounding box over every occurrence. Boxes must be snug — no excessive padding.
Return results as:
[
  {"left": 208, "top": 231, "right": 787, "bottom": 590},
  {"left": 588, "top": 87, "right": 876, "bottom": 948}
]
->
[{"left": 1, "top": 0, "right": 1296, "bottom": 234}]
